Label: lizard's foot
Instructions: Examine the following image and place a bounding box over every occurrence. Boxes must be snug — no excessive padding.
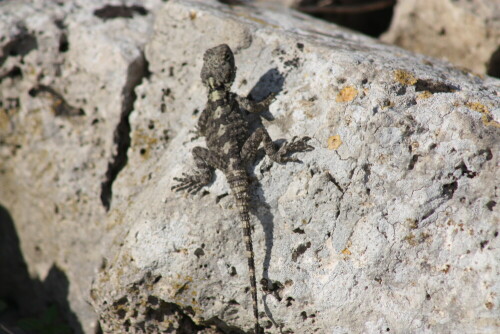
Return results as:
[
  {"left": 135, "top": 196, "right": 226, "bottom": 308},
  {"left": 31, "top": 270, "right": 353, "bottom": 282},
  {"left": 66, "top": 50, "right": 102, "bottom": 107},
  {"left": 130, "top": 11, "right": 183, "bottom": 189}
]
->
[
  {"left": 171, "top": 173, "right": 211, "bottom": 194},
  {"left": 272, "top": 136, "right": 314, "bottom": 163}
]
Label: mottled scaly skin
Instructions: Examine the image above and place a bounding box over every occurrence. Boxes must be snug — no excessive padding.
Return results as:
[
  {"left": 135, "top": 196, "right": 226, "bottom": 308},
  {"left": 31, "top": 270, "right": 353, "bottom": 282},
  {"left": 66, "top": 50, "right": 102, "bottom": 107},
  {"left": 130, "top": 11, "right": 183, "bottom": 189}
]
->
[{"left": 172, "top": 44, "right": 313, "bottom": 334}]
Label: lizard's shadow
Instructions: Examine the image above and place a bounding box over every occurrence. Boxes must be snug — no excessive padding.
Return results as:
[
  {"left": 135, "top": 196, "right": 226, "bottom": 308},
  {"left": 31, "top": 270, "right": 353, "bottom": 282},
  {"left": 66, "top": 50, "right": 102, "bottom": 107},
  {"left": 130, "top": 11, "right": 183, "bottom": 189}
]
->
[
  {"left": 245, "top": 68, "right": 285, "bottom": 331},
  {"left": 245, "top": 68, "right": 284, "bottom": 123}
]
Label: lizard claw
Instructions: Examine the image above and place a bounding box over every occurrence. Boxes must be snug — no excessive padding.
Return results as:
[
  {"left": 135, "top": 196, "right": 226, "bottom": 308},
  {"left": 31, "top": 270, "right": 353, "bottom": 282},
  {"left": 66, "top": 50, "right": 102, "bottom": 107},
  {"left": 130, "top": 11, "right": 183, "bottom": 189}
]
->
[
  {"left": 189, "top": 127, "right": 202, "bottom": 142},
  {"left": 171, "top": 173, "right": 208, "bottom": 194}
]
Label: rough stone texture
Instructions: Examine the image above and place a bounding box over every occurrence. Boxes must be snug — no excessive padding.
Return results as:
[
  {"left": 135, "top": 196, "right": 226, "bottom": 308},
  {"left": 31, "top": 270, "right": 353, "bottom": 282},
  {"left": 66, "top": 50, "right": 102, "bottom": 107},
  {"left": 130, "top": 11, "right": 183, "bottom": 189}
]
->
[
  {"left": 381, "top": 0, "right": 500, "bottom": 77},
  {"left": 89, "top": 1, "right": 500, "bottom": 333},
  {"left": 1, "top": 0, "right": 499, "bottom": 334},
  {"left": 0, "top": 0, "right": 162, "bottom": 333}
]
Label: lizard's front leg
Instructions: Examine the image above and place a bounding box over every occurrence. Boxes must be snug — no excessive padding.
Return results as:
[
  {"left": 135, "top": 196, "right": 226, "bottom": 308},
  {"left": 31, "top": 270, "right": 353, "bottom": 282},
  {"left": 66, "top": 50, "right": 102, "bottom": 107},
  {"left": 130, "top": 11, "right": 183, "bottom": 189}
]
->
[
  {"left": 172, "top": 147, "right": 225, "bottom": 194},
  {"left": 236, "top": 92, "right": 276, "bottom": 114},
  {"left": 189, "top": 108, "right": 209, "bottom": 142},
  {"left": 241, "top": 127, "right": 314, "bottom": 164}
]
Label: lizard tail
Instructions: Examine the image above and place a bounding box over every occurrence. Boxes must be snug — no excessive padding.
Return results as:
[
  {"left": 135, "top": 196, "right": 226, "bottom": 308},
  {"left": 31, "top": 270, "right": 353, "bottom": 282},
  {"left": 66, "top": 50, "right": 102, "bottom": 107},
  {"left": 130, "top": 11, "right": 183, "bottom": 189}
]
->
[{"left": 227, "top": 170, "right": 260, "bottom": 334}]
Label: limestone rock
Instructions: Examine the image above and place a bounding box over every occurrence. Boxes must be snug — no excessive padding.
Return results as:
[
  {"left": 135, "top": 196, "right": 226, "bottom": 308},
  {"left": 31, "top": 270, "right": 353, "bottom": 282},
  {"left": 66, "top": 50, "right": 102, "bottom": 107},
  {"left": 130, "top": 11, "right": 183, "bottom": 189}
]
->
[{"left": 90, "top": 1, "right": 500, "bottom": 334}]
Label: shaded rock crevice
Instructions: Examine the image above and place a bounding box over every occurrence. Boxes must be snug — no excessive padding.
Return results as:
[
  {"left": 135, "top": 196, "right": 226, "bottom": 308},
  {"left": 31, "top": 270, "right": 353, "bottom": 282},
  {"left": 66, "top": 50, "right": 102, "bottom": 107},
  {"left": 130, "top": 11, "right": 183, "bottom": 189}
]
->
[{"left": 100, "top": 54, "right": 151, "bottom": 210}]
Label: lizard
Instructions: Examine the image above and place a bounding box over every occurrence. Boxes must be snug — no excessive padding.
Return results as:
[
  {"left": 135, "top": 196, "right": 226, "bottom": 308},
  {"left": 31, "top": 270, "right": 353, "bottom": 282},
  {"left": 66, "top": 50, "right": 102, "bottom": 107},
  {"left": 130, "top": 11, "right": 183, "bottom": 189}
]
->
[{"left": 172, "top": 44, "right": 313, "bottom": 334}]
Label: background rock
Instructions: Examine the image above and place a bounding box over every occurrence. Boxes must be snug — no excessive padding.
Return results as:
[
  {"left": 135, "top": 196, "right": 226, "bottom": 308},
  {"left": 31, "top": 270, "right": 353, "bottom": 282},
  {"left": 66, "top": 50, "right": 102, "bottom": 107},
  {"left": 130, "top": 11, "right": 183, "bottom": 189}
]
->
[
  {"left": 1, "top": 0, "right": 499, "bottom": 333},
  {"left": 381, "top": 0, "right": 500, "bottom": 77},
  {"left": 269, "top": 0, "right": 500, "bottom": 77},
  {"left": 0, "top": 0, "right": 162, "bottom": 333}
]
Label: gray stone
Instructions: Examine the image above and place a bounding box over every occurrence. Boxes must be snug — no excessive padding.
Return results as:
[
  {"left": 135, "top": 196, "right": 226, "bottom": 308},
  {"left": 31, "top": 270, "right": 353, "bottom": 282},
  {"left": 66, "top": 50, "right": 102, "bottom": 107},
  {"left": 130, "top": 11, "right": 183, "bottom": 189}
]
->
[
  {"left": 1, "top": 0, "right": 499, "bottom": 333},
  {"left": 381, "top": 0, "right": 500, "bottom": 76}
]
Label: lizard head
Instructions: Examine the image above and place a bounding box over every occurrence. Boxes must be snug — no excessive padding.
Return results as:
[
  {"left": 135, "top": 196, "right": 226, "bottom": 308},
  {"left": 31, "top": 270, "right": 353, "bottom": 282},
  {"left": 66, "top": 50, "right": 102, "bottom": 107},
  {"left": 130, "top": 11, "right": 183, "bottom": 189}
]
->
[{"left": 201, "top": 44, "right": 236, "bottom": 90}]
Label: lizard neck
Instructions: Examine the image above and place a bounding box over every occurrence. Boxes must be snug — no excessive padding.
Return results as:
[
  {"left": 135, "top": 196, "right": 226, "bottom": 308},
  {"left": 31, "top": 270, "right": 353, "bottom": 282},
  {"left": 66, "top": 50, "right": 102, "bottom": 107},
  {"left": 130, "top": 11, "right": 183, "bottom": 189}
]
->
[{"left": 208, "top": 87, "right": 229, "bottom": 104}]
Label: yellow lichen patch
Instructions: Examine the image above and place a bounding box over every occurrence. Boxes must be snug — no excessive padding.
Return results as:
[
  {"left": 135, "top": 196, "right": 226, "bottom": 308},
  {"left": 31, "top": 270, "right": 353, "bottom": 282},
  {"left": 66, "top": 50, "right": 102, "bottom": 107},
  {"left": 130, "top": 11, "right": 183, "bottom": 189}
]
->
[
  {"left": 169, "top": 276, "right": 200, "bottom": 309},
  {"left": 176, "top": 274, "right": 193, "bottom": 282},
  {"left": 327, "top": 135, "right": 342, "bottom": 150},
  {"left": 404, "top": 232, "right": 432, "bottom": 246},
  {"left": 394, "top": 69, "right": 417, "bottom": 86},
  {"left": 466, "top": 101, "right": 488, "bottom": 114},
  {"left": 481, "top": 113, "right": 500, "bottom": 128},
  {"left": 485, "top": 302, "right": 494, "bottom": 310},
  {"left": 171, "top": 276, "right": 194, "bottom": 297},
  {"left": 465, "top": 102, "right": 500, "bottom": 128},
  {"left": 0, "top": 108, "right": 9, "bottom": 131},
  {"left": 336, "top": 86, "right": 358, "bottom": 102},
  {"left": 405, "top": 218, "right": 418, "bottom": 230},
  {"left": 173, "top": 248, "right": 189, "bottom": 255},
  {"left": 404, "top": 234, "right": 418, "bottom": 246},
  {"left": 341, "top": 248, "right": 351, "bottom": 256},
  {"left": 417, "top": 91, "right": 433, "bottom": 99},
  {"left": 132, "top": 128, "right": 159, "bottom": 159}
]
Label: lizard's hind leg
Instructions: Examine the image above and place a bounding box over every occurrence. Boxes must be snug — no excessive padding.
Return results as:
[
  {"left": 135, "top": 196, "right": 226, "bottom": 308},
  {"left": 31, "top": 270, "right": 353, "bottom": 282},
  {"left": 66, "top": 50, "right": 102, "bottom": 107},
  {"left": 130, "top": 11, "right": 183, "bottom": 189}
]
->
[{"left": 171, "top": 147, "right": 224, "bottom": 194}]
